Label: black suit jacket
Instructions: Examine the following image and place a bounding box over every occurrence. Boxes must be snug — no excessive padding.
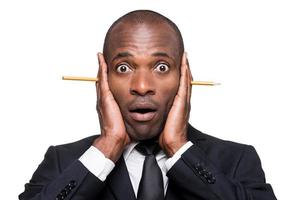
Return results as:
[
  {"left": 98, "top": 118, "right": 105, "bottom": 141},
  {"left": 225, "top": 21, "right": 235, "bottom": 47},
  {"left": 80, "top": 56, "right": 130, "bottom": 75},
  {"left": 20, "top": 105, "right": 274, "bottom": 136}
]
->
[{"left": 19, "top": 124, "right": 277, "bottom": 200}]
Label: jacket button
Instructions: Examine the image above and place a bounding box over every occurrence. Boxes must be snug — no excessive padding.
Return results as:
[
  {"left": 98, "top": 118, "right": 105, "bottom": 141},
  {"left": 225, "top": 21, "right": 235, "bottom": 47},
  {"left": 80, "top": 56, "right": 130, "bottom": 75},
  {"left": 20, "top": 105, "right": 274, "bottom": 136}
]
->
[
  {"left": 61, "top": 189, "right": 68, "bottom": 196},
  {"left": 56, "top": 194, "right": 63, "bottom": 200},
  {"left": 69, "top": 180, "right": 76, "bottom": 189},
  {"left": 207, "top": 176, "right": 216, "bottom": 184},
  {"left": 70, "top": 180, "right": 76, "bottom": 186},
  {"left": 195, "top": 162, "right": 205, "bottom": 171}
]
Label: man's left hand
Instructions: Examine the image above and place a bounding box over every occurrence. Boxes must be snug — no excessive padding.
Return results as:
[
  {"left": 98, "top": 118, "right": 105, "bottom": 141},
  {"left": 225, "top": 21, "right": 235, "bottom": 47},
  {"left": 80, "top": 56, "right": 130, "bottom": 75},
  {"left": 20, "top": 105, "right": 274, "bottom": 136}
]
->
[{"left": 159, "top": 52, "right": 192, "bottom": 157}]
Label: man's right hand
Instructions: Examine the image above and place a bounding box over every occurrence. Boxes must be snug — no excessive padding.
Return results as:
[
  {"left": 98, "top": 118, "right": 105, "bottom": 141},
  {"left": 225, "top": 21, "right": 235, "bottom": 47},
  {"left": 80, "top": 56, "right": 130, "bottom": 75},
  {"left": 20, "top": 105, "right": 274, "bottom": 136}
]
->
[{"left": 93, "top": 53, "right": 130, "bottom": 163}]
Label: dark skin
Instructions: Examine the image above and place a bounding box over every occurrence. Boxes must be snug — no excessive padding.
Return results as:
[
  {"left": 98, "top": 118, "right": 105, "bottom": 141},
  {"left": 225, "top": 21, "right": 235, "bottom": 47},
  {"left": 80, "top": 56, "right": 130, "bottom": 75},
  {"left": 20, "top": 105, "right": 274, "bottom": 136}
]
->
[{"left": 93, "top": 22, "right": 193, "bottom": 162}]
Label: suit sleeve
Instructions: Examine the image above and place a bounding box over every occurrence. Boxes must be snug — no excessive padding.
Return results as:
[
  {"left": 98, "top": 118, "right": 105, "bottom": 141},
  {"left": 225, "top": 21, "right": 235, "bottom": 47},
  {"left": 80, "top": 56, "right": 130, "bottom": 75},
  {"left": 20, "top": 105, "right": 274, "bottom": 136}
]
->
[
  {"left": 166, "top": 144, "right": 277, "bottom": 200},
  {"left": 19, "top": 146, "right": 106, "bottom": 200}
]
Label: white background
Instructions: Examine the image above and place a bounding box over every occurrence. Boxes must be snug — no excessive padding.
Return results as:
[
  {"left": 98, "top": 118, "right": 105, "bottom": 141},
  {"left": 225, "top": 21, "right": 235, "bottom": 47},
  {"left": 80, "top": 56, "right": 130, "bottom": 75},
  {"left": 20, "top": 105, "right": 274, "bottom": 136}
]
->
[{"left": 0, "top": 0, "right": 299, "bottom": 199}]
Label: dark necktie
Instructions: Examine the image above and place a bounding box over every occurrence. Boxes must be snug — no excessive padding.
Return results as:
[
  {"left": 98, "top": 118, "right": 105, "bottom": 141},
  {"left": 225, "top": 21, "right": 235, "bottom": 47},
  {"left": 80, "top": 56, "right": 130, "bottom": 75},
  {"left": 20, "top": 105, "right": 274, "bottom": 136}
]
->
[{"left": 135, "top": 141, "right": 164, "bottom": 200}]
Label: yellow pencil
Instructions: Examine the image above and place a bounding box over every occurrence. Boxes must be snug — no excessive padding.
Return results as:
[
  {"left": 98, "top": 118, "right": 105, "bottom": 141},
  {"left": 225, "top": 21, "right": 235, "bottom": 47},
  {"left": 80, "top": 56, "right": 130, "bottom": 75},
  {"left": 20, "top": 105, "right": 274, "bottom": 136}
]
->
[{"left": 62, "top": 76, "right": 220, "bottom": 86}]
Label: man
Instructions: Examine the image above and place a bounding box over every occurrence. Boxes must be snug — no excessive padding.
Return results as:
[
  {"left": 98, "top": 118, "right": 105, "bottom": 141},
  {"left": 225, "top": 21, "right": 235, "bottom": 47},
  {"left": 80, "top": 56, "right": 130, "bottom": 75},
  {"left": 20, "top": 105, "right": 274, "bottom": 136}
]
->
[{"left": 19, "top": 10, "right": 277, "bottom": 200}]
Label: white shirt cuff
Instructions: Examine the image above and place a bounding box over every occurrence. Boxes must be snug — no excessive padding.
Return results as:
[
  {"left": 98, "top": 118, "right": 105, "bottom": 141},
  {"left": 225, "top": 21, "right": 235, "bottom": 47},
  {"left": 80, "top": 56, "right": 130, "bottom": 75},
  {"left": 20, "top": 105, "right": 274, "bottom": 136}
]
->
[
  {"left": 79, "top": 146, "right": 115, "bottom": 181},
  {"left": 165, "top": 141, "right": 193, "bottom": 171}
]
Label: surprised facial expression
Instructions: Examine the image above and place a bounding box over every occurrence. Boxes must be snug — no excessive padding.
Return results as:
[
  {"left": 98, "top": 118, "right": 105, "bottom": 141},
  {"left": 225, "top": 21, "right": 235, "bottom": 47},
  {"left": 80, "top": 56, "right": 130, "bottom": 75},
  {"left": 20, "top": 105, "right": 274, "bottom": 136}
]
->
[{"left": 105, "top": 23, "right": 181, "bottom": 141}]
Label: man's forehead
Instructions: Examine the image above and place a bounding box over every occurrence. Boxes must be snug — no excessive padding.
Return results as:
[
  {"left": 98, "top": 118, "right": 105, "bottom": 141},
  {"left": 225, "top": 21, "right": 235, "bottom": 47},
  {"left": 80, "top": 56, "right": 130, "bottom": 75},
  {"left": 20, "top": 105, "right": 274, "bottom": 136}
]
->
[{"left": 106, "top": 23, "right": 181, "bottom": 62}]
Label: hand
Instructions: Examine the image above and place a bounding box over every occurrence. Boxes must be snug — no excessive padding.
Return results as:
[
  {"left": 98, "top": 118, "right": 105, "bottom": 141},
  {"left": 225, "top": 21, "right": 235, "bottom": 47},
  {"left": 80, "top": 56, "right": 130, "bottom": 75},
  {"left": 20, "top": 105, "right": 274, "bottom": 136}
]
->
[
  {"left": 93, "top": 53, "right": 131, "bottom": 162},
  {"left": 159, "top": 52, "right": 192, "bottom": 157}
]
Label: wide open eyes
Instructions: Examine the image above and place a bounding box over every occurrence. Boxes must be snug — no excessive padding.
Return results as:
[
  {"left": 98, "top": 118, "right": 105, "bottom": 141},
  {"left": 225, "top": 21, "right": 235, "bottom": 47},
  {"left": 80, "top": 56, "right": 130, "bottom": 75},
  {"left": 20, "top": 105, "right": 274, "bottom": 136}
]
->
[
  {"left": 116, "top": 64, "right": 132, "bottom": 73},
  {"left": 115, "top": 63, "right": 170, "bottom": 74},
  {"left": 154, "top": 63, "right": 170, "bottom": 73}
]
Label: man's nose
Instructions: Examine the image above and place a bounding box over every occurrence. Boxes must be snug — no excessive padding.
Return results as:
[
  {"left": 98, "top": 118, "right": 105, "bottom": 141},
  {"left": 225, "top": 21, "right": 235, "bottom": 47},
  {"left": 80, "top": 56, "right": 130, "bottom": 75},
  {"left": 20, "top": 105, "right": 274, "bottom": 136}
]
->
[{"left": 130, "top": 71, "right": 156, "bottom": 96}]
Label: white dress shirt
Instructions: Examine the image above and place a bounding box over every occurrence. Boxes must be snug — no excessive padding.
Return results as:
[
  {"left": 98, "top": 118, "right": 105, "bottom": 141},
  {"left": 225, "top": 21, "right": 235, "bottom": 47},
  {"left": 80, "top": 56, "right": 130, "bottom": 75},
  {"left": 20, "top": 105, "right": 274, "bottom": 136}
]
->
[{"left": 79, "top": 141, "right": 193, "bottom": 197}]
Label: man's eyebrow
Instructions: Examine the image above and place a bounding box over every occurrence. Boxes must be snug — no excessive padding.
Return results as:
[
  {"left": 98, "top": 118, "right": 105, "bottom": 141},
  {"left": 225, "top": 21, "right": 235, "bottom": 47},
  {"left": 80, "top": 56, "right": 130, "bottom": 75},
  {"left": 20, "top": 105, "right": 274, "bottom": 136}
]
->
[
  {"left": 112, "top": 52, "right": 133, "bottom": 62},
  {"left": 152, "top": 52, "right": 176, "bottom": 63},
  {"left": 151, "top": 52, "right": 171, "bottom": 58}
]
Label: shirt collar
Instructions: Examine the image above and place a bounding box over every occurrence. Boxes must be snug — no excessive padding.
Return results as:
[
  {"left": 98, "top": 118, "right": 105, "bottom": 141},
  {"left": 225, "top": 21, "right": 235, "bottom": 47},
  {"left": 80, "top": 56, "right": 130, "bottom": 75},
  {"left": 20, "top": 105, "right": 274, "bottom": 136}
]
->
[
  {"left": 123, "top": 142, "right": 138, "bottom": 161},
  {"left": 123, "top": 141, "right": 167, "bottom": 162}
]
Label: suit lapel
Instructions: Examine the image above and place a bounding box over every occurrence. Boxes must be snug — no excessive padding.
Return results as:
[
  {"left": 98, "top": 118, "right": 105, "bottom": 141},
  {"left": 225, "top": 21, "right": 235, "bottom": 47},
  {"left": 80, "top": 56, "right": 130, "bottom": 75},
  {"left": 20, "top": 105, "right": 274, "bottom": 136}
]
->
[{"left": 107, "top": 156, "right": 136, "bottom": 200}]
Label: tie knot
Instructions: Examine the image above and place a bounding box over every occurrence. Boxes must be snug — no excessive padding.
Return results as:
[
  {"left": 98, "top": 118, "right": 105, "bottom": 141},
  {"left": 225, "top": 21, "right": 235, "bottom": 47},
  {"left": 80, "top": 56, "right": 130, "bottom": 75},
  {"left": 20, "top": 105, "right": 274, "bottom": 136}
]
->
[{"left": 135, "top": 141, "right": 161, "bottom": 156}]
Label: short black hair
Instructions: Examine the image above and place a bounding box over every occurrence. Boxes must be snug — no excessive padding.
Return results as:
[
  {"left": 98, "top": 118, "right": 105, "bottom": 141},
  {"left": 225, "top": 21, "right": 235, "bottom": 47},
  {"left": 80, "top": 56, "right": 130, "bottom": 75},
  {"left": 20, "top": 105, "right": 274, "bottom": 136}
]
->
[{"left": 103, "top": 10, "right": 184, "bottom": 60}]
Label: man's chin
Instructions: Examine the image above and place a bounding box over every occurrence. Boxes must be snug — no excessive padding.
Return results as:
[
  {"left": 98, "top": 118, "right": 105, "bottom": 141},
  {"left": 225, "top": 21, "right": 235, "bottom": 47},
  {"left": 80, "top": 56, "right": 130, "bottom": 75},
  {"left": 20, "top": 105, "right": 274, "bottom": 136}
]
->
[{"left": 125, "top": 122, "right": 162, "bottom": 141}]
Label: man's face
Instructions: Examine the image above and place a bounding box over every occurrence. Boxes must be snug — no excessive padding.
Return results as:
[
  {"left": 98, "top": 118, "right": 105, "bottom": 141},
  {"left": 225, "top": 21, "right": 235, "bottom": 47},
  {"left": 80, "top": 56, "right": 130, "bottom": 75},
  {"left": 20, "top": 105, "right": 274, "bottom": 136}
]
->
[{"left": 105, "top": 23, "right": 181, "bottom": 141}]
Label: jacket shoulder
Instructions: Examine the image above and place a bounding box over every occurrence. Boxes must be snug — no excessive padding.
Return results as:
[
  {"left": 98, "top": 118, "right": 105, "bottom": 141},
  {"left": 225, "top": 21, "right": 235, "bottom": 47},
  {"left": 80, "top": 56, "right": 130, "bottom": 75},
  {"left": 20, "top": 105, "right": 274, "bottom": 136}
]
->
[
  {"left": 56, "top": 135, "right": 99, "bottom": 150},
  {"left": 52, "top": 135, "right": 99, "bottom": 165},
  {"left": 188, "top": 124, "right": 249, "bottom": 150},
  {"left": 188, "top": 124, "right": 256, "bottom": 174}
]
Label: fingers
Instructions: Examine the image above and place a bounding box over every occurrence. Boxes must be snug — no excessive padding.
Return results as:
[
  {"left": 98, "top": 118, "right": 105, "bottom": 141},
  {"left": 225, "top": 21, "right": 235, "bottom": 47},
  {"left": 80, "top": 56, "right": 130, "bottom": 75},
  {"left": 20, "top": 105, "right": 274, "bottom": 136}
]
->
[
  {"left": 96, "top": 53, "right": 111, "bottom": 99},
  {"left": 185, "top": 53, "right": 193, "bottom": 107},
  {"left": 177, "top": 52, "right": 188, "bottom": 101},
  {"left": 178, "top": 52, "right": 193, "bottom": 104},
  {"left": 96, "top": 52, "right": 112, "bottom": 121},
  {"left": 176, "top": 52, "right": 193, "bottom": 117},
  {"left": 96, "top": 53, "right": 114, "bottom": 131},
  {"left": 96, "top": 53, "right": 102, "bottom": 101}
]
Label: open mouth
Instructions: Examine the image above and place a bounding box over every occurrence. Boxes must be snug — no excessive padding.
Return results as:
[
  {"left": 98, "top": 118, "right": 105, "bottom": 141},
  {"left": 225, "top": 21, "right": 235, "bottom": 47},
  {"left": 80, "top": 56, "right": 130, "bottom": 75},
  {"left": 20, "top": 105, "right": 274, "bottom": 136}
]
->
[
  {"left": 131, "top": 108, "right": 156, "bottom": 114},
  {"left": 129, "top": 106, "right": 158, "bottom": 122}
]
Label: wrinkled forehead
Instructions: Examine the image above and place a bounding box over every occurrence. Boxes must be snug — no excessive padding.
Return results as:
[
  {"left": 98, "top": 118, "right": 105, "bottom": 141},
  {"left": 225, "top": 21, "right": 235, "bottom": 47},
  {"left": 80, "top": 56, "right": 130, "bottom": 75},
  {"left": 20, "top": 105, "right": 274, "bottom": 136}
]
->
[{"left": 105, "top": 23, "right": 181, "bottom": 64}]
